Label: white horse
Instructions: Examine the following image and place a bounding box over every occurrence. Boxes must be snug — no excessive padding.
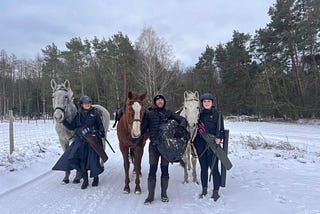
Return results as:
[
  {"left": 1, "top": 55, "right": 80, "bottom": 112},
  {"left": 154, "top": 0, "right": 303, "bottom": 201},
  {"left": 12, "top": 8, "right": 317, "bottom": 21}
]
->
[
  {"left": 51, "top": 79, "right": 110, "bottom": 183},
  {"left": 180, "top": 91, "right": 200, "bottom": 184}
]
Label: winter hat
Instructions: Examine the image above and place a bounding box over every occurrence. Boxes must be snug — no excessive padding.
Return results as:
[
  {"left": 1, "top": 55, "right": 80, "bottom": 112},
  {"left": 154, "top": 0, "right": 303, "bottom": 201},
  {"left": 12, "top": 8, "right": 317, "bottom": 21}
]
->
[
  {"left": 200, "top": 93, "right": 214, "bottom": 102},
  {"left": 79, "top": 95, "right": 92, "bottom": 104},
  {"left": 153, "top": 94, "right": 166, "bottom": 108}
]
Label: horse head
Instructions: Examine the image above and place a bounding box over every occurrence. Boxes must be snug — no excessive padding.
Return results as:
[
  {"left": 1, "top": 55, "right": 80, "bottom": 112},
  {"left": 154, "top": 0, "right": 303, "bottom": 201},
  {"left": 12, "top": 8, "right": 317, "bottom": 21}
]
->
[
  {"left": 124, "top": 91, "right": 147, "bottom": 139},
  {"left": 51, "top": 79, "right": 74, "bottom": 123},
  {"left": 183, "top": 91, "right": 200, "bottom": 132}
]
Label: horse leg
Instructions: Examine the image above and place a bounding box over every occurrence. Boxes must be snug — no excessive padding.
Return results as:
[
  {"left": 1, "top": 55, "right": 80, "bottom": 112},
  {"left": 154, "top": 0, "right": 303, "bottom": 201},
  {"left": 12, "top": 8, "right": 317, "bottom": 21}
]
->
[
  {"left": 187, "top": 143, "right": 192, "bottom": 170},
  {"left": 183, "top": 148, "right": 189, "bottom": 184},
  {"left": 61, "top": 141, "right": 71, "bottom": 184},
  {"left": 63, "top": 171, "right": 70, "bottom": 184},
  {"left": 191, "top": 144, "right": 199, "bottom": 184},
  {"left": 121, "top": 147, "right": 131, "bottom": 194},
  {"left": 100, "top": 139, "right": 106, "bottom": 167},
  {"left": 134, "top": 146, "right": 143, "bottom": 194}
]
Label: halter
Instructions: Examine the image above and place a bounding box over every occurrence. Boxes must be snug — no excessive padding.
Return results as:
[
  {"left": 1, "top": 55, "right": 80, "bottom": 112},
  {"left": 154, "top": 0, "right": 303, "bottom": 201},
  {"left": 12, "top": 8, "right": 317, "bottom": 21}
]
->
[
  {"left": 183, "top": 97, "right": 200, "bottom": 141},
  {"left": 52, "top": 87, "right": 70, "bottom": 116},
  {"left": 184, "top": 98, "right": 200, "bottom": 102}
]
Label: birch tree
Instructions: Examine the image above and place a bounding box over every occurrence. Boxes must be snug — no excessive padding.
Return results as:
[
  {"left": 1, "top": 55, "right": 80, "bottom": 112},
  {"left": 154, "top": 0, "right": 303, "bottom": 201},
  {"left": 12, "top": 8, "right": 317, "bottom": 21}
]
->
[{"left": 135, "top": 26, "right": 175, "bottom": 99}]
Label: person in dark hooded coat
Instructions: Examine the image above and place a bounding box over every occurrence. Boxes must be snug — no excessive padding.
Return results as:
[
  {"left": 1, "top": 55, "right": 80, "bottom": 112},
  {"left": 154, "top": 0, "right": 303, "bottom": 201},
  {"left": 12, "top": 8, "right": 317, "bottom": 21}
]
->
[
  {"left": 54, "top": 95, "right": 105, "bottom": 189},
  {"left": 140, "top": 94, "right": 187, "bottom": 204}
]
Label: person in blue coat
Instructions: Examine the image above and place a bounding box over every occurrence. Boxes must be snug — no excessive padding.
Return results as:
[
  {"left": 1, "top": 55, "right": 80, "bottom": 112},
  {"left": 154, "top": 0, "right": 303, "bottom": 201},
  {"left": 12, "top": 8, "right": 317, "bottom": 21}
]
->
[
  {"left": 62, "top": 95, "right": 105, "bottom": 189},
  {"left": 193, "top": 93, "right": 225, "bottom": 201}
]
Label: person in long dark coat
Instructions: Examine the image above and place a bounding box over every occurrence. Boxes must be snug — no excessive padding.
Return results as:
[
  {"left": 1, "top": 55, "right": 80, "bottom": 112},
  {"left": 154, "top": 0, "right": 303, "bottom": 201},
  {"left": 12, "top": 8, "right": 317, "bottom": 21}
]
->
[
  {"left": 140, "top": 94, "right": 187, "bottom": 204},
  {"left": 193, "top": 93, "right": 225, "bottom": 201},
  {"left": 58, "top": 95, "right": 105, "bottom": 189}
]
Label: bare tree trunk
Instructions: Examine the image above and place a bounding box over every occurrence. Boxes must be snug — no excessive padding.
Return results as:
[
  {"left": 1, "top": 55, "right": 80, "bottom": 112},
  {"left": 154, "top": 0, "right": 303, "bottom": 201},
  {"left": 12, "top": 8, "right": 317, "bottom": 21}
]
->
[
  {"left": 292, "top": 46, "right": 305, "bottom": 107},
  {"left": 135, "top": 26, "right": 175, "bottom": 99},
  {"left": 264, "top": 64, "right": 282, "bottom": 116},
  {"left": 80, "top": 66, "right": 84, "bottom": 95},
  {"left": 121, "top": 68, "right": 127, "bottom": 103}
]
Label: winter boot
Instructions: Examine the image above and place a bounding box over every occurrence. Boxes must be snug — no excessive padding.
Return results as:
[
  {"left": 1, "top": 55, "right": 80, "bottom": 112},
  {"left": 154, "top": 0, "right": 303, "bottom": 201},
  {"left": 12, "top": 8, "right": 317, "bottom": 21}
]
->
[
  {"left": 144, "top": 177, "right": 156, "bottom": 205},
  {"left": 80, "top": 162, "right": 89, "bottom": 189},
  {"left": 81, "top": 171, "right": 89, "bottom": 189},
  {"left": 161, "top": 176, "right": 169, "bottom": 202},
  {"left": 199, "top": 187, "right": 207, "bottom": 199},
  {"left": 92, "top": 176, "right": 99, "bottom": 187},
  {"left": 211, "top": 190, "right": 220, "bottom": 201}
]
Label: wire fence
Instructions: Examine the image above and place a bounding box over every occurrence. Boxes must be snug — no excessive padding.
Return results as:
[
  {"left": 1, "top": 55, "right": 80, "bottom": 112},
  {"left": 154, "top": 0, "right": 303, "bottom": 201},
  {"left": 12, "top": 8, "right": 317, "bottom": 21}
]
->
[{"left": 0, "top": 114, "right": 61, "bottom": 173}]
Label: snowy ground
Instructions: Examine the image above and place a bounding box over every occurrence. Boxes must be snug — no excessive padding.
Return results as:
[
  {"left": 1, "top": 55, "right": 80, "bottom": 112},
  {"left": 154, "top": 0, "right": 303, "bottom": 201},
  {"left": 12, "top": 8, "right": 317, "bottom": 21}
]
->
[{"left": 0, "top": 119, "right": 319, "bottom": 214}]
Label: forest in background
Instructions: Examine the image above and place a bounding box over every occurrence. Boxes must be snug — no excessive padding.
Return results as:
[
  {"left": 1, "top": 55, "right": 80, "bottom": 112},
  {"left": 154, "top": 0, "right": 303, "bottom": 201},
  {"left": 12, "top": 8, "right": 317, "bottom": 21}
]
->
[{"left": 1, "top": 0, "right": 319, "bottom": 120}]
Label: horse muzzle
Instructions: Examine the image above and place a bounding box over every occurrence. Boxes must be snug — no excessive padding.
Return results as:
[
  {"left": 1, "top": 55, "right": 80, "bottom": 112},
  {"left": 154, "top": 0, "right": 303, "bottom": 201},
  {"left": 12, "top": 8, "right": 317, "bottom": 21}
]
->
[
  {"left": 131, "top": 131, "right": 141, "bottom": 139},
  {"left": 53, "top": 109, "right": 65, "bottom": 122}
]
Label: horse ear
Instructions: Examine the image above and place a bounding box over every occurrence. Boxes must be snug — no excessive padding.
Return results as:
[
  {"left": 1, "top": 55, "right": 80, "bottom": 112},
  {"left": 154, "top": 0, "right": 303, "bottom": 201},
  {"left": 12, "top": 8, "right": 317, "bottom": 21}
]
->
[
  {"left": 68, "top": 88, "right": 74, "bottom": 99},
  {"left": 139, "top": 92, "right": 147, "bottom": 101},
  {"left": 64, "top": 80, "right": 71, "bottom": 90},
  {"left": 195, "top": 91, "right": 199, "bottom": 98},
  {"left": 128, "top": 91, "right": 133, "bottom": 99},
  {"left": 50, "top": 79, "right": 57, "bottom": 90},
  {"left": 184, "top": 91, "right": 188, "bottom": 100}
]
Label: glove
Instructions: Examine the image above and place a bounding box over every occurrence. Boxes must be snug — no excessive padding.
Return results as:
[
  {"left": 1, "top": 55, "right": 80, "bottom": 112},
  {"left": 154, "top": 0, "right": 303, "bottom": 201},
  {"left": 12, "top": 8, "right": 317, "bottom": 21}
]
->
[
  {"left": 198, "top": 121, "right": 205, "bottom": 134},
  {"left": 81, "top": 127, "right": 91, "bottom": 135}
]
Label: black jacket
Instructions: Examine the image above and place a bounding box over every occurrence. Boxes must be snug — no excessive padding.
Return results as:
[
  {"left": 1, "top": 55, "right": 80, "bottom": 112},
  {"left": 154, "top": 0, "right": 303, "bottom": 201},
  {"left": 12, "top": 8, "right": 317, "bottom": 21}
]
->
[
  {"left": 193, "top": 108, "right": 225, "bottom": 155},
  {"left": 141, "top": 107, "right": 187, "bottom": 142}
]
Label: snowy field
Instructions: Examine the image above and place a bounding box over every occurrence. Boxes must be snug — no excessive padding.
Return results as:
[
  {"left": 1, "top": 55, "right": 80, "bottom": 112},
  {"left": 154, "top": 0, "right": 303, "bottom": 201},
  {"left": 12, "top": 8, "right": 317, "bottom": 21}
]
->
[{"left": 0, "top": 119, "right": 319, "bottom": 214}]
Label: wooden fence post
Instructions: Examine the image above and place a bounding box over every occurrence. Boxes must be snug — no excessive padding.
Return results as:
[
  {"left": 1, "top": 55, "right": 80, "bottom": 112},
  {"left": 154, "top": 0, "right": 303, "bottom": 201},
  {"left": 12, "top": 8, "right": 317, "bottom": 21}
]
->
[{"left": 9, "top": 110, "right": 14, "bottom": 154}]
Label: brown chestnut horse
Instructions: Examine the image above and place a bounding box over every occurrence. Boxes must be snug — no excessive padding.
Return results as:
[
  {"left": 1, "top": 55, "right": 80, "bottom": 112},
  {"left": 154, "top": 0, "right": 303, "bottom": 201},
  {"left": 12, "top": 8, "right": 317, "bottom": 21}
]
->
[{"left": 117, "top": 91, "right": 148, "bottom": 194}]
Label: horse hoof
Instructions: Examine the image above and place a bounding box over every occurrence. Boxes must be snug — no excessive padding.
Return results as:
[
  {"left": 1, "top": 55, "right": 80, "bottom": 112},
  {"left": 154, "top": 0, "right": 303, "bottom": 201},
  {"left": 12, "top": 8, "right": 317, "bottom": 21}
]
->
[
  {"left": 62, "top": 179, "right": 70, "bottom": 184},
  {"left": 134, "top": 190, "right": 141, "bottom": 194},
  {"left": 73, "top": 178, "right": 81, "bottom": 184},
  {"left": 123, "top": 188, "right": 130, "bottom": 194}
]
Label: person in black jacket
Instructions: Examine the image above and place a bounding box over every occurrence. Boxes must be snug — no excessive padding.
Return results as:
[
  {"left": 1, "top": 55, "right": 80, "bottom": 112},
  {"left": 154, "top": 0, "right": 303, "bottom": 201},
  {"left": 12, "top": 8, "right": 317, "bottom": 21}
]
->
[
  {"left": 141, "top": 94, "right": 187, "bottom": 204},
  {"left": 193, "top": 93, "right": 224, "bottom": 201},
  {"left": 62, "top": 95, "right": 105, "bottom": 189}
]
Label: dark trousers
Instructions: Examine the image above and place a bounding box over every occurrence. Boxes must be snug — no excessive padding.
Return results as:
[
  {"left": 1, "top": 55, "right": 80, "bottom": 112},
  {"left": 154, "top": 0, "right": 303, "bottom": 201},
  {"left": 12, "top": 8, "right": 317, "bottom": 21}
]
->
[
  {"left": 148, "top": 144, "right": 169, "bottom": 179},
  {"left": 198, "top": 150, "right": 221, "bottom": 190}
]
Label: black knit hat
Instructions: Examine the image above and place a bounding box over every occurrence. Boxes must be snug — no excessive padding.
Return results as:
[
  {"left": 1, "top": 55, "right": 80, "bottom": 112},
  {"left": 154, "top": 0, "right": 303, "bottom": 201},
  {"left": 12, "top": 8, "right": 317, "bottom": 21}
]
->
[{"left": 153, "top": 94, "right": 166, "bottom": 108}]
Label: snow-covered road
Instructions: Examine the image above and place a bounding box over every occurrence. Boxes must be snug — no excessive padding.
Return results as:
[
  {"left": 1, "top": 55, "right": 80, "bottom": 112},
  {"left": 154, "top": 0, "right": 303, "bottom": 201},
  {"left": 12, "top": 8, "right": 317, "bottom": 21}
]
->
[{"left": 0, "top": 120, "right": 319, "bottom": 214}]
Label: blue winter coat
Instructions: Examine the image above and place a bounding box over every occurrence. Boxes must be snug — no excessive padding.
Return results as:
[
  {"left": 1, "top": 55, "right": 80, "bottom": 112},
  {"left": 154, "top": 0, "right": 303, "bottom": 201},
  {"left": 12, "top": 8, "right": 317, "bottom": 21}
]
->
[{"left": 53, "top": 107, "right": 105, "bottom": 177}]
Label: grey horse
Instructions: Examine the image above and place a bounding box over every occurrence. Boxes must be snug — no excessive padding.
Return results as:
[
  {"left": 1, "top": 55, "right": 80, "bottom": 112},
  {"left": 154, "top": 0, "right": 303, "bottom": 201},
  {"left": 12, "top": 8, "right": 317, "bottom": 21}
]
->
[
  {"left": 180, "top": 91, "right": 200, "bottom": 184},
  {"left": 51, "top": 79, "right": 110, "bottom": 183}
]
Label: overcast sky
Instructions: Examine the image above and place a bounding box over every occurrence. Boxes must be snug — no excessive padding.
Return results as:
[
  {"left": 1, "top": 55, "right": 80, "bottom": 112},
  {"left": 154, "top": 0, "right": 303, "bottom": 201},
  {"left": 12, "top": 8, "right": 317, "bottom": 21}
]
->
[{"left": 1, "top": 0, "right": 276, "bottom": 67}]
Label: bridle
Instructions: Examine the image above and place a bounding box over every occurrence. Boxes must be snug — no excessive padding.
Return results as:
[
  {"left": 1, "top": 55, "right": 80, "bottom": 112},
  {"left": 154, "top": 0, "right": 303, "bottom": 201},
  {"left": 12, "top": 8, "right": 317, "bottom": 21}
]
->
[
  {"left": 126, "top": 99, "right": 144, "bottom": 122},
  {"left": 53, "top": 87, "right": 70, "bottom": 116},
  {"left": 184, "top": 97, "right": 200, "bottom": 141}
]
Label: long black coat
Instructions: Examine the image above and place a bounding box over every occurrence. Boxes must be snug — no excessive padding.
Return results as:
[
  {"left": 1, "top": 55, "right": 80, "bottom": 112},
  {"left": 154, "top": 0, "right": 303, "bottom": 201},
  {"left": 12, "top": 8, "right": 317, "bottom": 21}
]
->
[
  {"left": 193, "top": 108, "right": 225, "bottom": 156},
  {"left": 53, "top": 107, "right": 105, "bottom": 178}
]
